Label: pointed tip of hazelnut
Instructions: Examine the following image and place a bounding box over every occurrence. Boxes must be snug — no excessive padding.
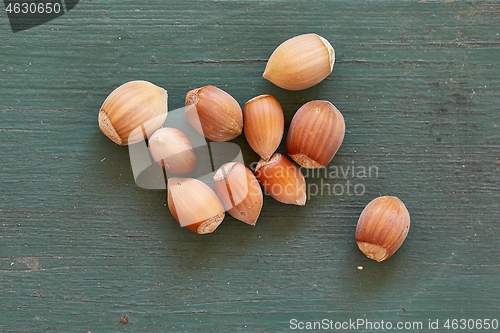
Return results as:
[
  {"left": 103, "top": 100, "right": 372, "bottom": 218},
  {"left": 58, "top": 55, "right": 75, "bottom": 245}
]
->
[
  {"left": 255, "top": 152, "right": 279, "bottom": 171},
  {"left": 233, "top": 208, "right": 259, "bottom": 226},
  {"left": 357, "top": 242, "right": 389, "bottom": 262},
  {"left": 98, "top": 109, "right": 124, "bottom": 145},
  {"left": 261, "top": 154, "right": 273, "bottom": 162},
  {"left": 246, "top": 219, "right": 257, "bottom": 226},
  {"left": 296, "top": 194, "right": 307, "bottom": 206}
]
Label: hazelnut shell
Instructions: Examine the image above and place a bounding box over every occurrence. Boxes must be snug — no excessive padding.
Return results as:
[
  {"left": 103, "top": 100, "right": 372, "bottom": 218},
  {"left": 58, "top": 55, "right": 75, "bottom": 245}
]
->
[
  {"left": 255, "top": 153, "right": 306, "bottom": 206},
  {"left": 286, "top": 100, "right": 345, "bottom": 168},
  {"left": 243, "top": 95, "right": 284, "bottom": 161},
  {"left": 355, "top": 196, "right": 411, "bottom": 262},
  {"left": 185, "top": 85, "right": 243, "bottom": 142},
  {"left": 148, "top": 127, "right": 196, "bottom": 175},
  {"left": 213, "top": 162, "right": 263, "bottom": 226},
  {"left": 167, "top": 177, "right": 225, "bottom": 234},
  {"left": 263, "top": 33, "right": 335, "bottom": 91},
  {"left": 98, "top": 80, "right": 168, "bottom": 146}
]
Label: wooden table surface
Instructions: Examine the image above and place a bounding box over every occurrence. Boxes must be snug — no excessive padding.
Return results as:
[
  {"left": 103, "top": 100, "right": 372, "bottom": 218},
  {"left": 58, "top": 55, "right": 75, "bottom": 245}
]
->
[{"left": 1, "top": 0, "right": 499, "bottom": 332}]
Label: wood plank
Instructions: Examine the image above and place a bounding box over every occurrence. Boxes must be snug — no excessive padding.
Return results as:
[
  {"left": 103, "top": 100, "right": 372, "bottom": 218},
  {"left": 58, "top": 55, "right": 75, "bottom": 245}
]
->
[{"left": 1, "top": 0, "right": 499, "bottom": 331}]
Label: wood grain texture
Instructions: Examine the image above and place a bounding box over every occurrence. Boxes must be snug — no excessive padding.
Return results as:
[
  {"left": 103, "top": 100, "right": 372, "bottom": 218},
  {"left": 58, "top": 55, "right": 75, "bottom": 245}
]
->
[{"left": 1, "top": 0, "right": 499, "bottom": 332}]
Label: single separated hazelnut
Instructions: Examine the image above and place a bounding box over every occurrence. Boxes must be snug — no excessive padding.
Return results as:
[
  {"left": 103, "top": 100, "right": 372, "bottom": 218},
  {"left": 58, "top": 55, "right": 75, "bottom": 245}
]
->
[
  {"left": 263, "top": 33, "right": 335, "bottom": 91},
  {"left": 356, "top": 196, "right": 411, "bottom": 262}
]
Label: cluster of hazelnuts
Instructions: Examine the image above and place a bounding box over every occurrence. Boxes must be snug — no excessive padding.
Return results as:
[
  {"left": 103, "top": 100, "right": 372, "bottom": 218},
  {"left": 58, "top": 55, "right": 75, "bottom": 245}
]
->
[{"left": 98, "top": 33, "right": 410, "bottom": 262}]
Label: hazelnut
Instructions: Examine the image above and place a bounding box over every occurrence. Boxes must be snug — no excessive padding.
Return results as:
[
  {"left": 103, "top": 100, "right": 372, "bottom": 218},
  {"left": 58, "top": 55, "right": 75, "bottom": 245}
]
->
[
  {"left": 213, "top": 162, "right": 263, "bottom": 226},
  {"left": 263, "top": 33, "right": 335, "bottom": 91},
  {"left": 355, "top": 196, "right": 411, "bottom": 262},
  {"left": 255, "top": 153, "right": 306, "bottom": 206},
  {"left": 286, "top": 100, "right": 345, "bottom": 168},
  {"left": 148, "top": 127, "right": 196, "bottom": 175},
  {"left": 243, "top": 95, "right": 285, "bottom": 161},
  {"left": 98, "top": 80, "right": 168, "bottom": 146},
  {"left": 167, "top": 177, "right": 225, "bottom": 234},
  {"left": 185, "top": 85, "right": 243, "bottom": 142}
]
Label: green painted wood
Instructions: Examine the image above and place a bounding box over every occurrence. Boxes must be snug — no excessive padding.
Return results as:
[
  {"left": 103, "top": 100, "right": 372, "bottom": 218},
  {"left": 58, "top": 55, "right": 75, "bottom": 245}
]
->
[{"left": 1, "top": 0, "right": 499, "bottom": 331}]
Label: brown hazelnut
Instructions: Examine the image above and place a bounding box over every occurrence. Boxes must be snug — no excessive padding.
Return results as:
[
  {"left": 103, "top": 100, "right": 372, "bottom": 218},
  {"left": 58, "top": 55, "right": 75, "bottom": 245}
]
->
[
  {"left": 243, "top": 95, "right": 284, "bottom": 161},
  {"left": 167, "top": 177, "right": 225, "bottom": 234},
  {"left": 213, "top": 162, "right": 263, "bottom": 225},
  {"left": 148, "top": 127, "right": 196, "bottom": 175},
  {"left": 185, "top": 85, "right": 243, "bottom": 142},
  {"left": 255, "top": 153, "right": 306, "bottom": 206},
  {"left": 355, "top": 196, "right": 411, "bottom": 262},
  {"left": 286, "top": 100, "right": 345, "bottom": 168},
  {"left": 98, "top": 80, "right": 168, "bottom": 146},
  {"left": 263, "top": 34, "right": 335, "bottom": 91}
]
